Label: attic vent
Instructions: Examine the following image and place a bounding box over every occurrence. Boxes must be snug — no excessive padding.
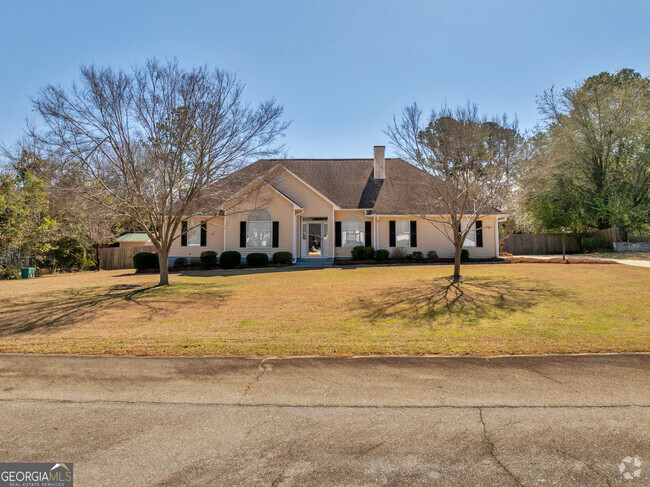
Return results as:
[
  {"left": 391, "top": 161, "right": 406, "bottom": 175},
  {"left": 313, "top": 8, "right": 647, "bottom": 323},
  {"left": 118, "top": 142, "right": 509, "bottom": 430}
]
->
[{"left": 276, "top": 173, "right": 286, "bottom": 182}]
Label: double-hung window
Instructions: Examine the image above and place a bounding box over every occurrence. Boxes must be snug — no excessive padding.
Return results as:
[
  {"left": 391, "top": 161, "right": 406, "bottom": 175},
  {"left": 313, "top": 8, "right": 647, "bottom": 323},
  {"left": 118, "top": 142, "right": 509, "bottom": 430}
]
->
[
  {"left": 395, "top": 220, "right": 410, "bottom": 247},
  {"left": 462, "top": 220, "right": 483, "bottom": 248},
  {"left": 342, "top": 215, "right": 364, "bottom": 248},
  {"left": 187, "top": 224, "right": 201, "bottom": 246},
  {"left": 247, "top": 209, "right": 272, "bottom": 248}
]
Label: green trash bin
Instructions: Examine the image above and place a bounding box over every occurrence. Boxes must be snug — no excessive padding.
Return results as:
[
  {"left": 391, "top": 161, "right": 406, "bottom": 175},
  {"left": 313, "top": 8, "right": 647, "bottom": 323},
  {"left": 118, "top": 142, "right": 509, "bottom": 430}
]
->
[{"left": 21, "top": 267, "right": 35, "bottom": 279}]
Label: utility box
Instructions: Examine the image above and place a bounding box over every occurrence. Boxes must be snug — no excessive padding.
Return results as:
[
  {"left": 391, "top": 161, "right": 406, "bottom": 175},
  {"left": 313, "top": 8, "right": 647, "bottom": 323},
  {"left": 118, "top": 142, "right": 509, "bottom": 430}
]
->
[{"left": 21, "top": 267, "right": 35, "bottom": 279}]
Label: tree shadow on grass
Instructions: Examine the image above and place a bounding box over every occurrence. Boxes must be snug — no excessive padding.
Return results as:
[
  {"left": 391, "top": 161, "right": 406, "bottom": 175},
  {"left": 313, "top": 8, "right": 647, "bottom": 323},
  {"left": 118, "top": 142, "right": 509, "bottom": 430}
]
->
[
  {"left": 352, "top": 276, "right": 570, "bottom": 324},
  {"left": 0, "top": 282, "right": 232, "bottom": 337}
]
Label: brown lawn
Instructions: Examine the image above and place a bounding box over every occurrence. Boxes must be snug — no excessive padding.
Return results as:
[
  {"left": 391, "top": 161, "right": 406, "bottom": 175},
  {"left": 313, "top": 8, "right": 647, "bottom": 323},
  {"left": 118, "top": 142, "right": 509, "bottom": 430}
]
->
[{"left": 0, "top": 263, "right": 648, "bottom": 356}]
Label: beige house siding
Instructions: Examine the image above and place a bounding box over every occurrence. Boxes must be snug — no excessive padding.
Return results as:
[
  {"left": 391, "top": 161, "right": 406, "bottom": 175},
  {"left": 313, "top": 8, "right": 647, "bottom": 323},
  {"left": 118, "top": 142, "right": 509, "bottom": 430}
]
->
[
  {"left": 225, "top": 184, "right": 296, "bottom": 260},
  {"left": 273, "top": 169, "right": 335, "bottom": 217},
  {"left": 375, "top": 216, "right": 498, "bottom": 258},
  {"left": 168, "top": 217, "right": 225, "bottom": 263}
]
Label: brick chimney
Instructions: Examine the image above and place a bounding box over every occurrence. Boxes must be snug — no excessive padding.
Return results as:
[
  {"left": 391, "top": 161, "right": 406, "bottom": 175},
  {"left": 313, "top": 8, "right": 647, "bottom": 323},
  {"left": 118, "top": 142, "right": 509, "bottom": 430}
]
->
[{"left": 374, "top": 146, "right": 385, "bottom": 179}]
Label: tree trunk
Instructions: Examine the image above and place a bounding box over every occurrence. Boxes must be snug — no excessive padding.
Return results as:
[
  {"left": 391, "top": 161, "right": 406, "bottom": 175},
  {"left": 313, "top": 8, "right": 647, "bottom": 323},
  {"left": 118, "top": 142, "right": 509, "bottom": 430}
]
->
[
  {"left": 158, "top": 248, "right": 169, "bottom": 286},
  {"left": 453, "top": 245, "right": 462, "bottom": 281}
]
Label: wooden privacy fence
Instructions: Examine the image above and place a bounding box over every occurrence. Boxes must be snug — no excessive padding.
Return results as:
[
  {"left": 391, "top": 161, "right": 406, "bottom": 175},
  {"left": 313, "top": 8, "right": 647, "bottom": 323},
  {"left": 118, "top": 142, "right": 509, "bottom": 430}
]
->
[
  {"left": 501, "top": 233, "right": 580, "bottom": 255},
  {"left": 502, "top": 228, "right": 620, "bottom": 255},
  {"left": 99, "top": 245, "right": 155, "bottom": 270}
]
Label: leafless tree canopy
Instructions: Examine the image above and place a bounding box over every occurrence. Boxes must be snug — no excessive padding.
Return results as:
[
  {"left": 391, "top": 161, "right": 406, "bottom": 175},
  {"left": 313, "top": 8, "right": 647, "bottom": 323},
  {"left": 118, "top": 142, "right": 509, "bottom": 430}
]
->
[
  {"left": 34, "top": 58, "right": 288, "bottom": 284},
  {"left": 386, "top": 102, "right": 526, "bottom": 279}
]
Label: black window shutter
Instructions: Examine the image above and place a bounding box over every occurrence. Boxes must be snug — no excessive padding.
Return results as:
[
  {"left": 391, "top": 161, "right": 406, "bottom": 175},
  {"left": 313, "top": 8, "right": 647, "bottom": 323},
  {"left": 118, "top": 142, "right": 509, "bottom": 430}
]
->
[
  {"left": 200, "top": 221, "right": 207, "bottom": 246},
  {"left": 272, "top": 221, "right": 279, "bottom": 248},
  {"left": 410, "top": 220, "right": 417, "bottom": 248},
  {"left": 476, "top": 220, "right": 483, "bottom": 247},
  {"left": 240, "top": 221, "right": 246, "bottom": 247},
  {"left": 389, "top": 221, "right": 396, "bottom": 247},
  {"left": 335, "top": 221, "right": 342, "bottom": 247},
  {"left": 181, "top": 221, "right": 187, "bottom": 247},
  {"left": 365, "top": 221, "right": 372, "bottom": 247}
]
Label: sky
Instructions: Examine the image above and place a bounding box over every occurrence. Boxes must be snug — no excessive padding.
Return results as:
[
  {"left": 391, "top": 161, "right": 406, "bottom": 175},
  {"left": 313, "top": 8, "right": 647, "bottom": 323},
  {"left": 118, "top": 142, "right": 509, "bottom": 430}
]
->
[{"left": 1, "top": 0, "right": 649, "bottom": 158}]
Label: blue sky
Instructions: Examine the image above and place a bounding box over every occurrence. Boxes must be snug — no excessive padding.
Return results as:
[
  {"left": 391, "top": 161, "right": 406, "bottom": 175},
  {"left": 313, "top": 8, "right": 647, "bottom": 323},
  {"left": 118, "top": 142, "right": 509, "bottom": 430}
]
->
[{"left": 1, "top": 0, "right": 648, "bottom": 158}]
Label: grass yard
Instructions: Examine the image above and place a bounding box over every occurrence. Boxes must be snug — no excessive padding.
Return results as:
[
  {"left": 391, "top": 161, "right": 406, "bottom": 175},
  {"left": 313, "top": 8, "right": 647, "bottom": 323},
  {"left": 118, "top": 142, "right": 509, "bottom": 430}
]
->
[{"left": 0, "top": 263, "right": 648, "bottom": 356}]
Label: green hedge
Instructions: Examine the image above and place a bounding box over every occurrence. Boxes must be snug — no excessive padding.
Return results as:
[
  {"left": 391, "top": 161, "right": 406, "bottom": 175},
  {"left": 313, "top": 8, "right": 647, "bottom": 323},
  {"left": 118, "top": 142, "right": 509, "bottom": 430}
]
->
[
  {"left": 220, "top": 251, "right": 241, "bottom": 269},
  {"left": 580, "top": 237, "right": 599, "bottom": 251},
  {"left": 412, "top": 251, "right": 424, "bottom": 262},
  {"left": 174, "top": 257, "right": 188, "bottom": 268},
  {"left": 200, "top": 251, "right": 218, "bottom": 269},
  {"left": 351, "top": 246, "right": 375, "bottom": 260},
  {"left": 133, "top": 252, "right": 159, "bottom": 270},
  {"left": 273, "top": 251, "right": 293, "bottom": 265},
  {"left": 375, "top": 249, "right": 390, "bottom": 261},
  {"left": 246, "top": 253, "right": 269, "bottom": 267},
  {"left": 461, "top": 249, "right": 470, "bottom": 261}
]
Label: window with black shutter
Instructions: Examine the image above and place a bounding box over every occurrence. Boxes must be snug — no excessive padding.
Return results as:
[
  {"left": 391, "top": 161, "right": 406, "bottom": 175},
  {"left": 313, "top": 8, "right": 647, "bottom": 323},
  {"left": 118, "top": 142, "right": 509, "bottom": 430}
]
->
[
  {"left": 239, "top": 221, "right": 246, "bottom": 247},
  {"left": 365, "top": 221, "right": 372, "bottom": 247},
  {"left": 272, "top": 221, "right": 279, "bottom": 247},
  {"left": 475, "top": 220, "right": 483, "bottom": 247},
  {"left": 389, "top": 221, "right": 396, "bottom": 247},
  {"left": 181, "top": 221, "right": 188, "bottom": 247},
  {"left": 200, "top": 221, "right": 207, "bottom": 247},
  {"left": 410, "top": 221, "right": 417, "bottom": 248},
  {"left": 335, "top": 221, "right": 342, "bottom": 247}
]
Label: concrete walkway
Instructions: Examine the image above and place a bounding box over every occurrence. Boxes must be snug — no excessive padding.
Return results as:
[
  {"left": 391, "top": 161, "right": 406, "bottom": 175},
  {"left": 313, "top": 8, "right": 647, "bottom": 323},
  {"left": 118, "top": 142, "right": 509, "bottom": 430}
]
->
[
  {"left": 0, "top": 354, "right": 648, "bottom": 486},
  {"left": 518, "top": 254, "right": 650, "bottom": 268}
]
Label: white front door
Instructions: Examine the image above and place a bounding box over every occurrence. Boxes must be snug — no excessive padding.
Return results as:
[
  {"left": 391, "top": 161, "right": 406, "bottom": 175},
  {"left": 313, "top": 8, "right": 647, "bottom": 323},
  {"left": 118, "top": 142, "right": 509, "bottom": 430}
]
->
[{"left": 301, "top": 220, "right": 328, "bottom": 258}]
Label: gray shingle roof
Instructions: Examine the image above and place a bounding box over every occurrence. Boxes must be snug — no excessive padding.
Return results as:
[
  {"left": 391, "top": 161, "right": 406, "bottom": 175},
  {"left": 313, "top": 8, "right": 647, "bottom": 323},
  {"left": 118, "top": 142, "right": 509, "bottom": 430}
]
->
[{"left": 214, "top": 158, "right": 503, "bottom": 215}]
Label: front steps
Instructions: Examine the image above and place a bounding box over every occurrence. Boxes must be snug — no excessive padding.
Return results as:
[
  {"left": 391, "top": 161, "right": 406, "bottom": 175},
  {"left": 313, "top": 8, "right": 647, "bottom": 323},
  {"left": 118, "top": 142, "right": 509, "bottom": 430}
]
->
[{"left": 293, "top": 258, "right": 335, "bottom": 268}]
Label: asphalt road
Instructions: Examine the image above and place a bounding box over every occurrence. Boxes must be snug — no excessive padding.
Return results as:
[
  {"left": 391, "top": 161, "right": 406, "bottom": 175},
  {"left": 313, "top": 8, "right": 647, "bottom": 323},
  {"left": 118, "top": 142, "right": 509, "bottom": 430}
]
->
[{"left": 0, "top": 354, "right": 648, "bottom": 486}]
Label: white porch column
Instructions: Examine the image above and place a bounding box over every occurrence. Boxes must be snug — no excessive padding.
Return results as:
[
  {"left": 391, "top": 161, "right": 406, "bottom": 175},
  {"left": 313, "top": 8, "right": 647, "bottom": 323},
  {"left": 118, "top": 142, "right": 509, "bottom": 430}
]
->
[
  {"left": 292, "top": 210, "right": 297, "bottom": 261},
  {"left": 495, "top": 218, "right": 500, "bottom": 258}
]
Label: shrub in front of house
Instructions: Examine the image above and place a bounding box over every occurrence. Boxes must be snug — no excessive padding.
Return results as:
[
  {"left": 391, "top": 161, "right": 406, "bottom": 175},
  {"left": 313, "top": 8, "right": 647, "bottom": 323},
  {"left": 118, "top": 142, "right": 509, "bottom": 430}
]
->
[
  {"left": 412, "top": 251, "right": 424, "bottom": 262},
  {"left": 200, "top": 251, "right": 218, "bottom": 269},
  {"left": 133, "top": 252, "right": 159, "bottom": 271},
  {"left": 580, "top": 237, "right": 599, "bottom": 251},
  {"left": 174, "top": 257, "right": 188, "bottom": 269},
  {"left": 391, "top": 247, "right": 407, "bottom": 259},
  {"left": 375, "top": 249, "right": 390, "bottom": 261},
  {"left": 352, "top": 246, "right": 375, "bottom": 260},
  {"left": 461, "top": 249, "right": 470, "bottom": 261},
  {"left": 427, "top": 250, "right": 438, "bottom": 259},
  {"left": 219, "top": 251, "right": 241, "bottom": 269},
  {"left": 246, "top": 253, "right": 269, "bottom": 267},
  {"left": 272, "top": 251, "right": 293, "bottom": 265}
]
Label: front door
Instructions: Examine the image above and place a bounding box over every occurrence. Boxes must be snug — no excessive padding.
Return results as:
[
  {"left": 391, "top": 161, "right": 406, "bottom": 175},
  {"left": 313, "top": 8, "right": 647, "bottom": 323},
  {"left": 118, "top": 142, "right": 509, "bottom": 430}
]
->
[
  {"left": 301, "top": 219, "right": 328, "bottom": 258},
  {"left": 308, "top": 223, "right": 322, "bottom": 257}
]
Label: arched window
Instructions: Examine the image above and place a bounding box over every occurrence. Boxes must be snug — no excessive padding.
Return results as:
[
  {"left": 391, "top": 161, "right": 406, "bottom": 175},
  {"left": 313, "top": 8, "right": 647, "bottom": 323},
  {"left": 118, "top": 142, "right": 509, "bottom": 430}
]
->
[
  {"left": 246, "top": 209, "right": 272, "bottom": 248},
  {"left": 343, "top": 215, "right": 364, "bottom": 248}
]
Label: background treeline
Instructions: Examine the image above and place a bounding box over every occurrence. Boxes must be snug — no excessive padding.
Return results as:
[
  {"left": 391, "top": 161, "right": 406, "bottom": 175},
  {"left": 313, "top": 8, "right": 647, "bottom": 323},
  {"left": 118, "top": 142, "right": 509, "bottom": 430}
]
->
[
  {"left": 0, "top": 148, "right": 137, "bottom": 278},
  {"left": 508, "top": 68, "right": 650, "bottom": 236},
  {"left": 1, "top": 68, "right": 649, "bottom": 278}
]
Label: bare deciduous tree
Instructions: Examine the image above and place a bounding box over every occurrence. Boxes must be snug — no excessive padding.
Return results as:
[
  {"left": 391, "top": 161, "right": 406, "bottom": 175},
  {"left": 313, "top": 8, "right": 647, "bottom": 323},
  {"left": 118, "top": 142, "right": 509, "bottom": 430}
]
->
[
  {"left": 387, "top": 103, "right": 525, "bottom": 280},
  {"left": 34, "top": 59, "right": 288, "bottom": 285}
]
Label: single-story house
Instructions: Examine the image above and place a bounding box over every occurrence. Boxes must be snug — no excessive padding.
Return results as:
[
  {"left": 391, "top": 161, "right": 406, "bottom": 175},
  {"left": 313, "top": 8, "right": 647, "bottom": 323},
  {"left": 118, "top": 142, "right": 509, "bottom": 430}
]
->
[
  {"left": 169, "top": 146, "right": 505, "bottom": 265},
  {"left": 116, "top": 232, "right": 152, "bottom": 248}
]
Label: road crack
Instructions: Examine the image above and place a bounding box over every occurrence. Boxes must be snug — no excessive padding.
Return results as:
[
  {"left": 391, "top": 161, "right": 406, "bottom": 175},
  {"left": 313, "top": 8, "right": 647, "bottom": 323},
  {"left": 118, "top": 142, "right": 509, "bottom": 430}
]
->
[
  {"left": 239, "top": 358, "right": 270, "bottom": 405},
  {"left": 478, "top": 407, "right": 523, "bottom": 486},
  {"left": 553, "top": 448, "right": 612, "bottom": 486}
]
